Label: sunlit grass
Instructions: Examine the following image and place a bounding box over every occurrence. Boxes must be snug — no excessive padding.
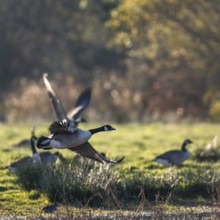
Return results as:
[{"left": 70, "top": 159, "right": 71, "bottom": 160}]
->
[{"left": 0, "top": 121, "right": 220, "bottom": 217}]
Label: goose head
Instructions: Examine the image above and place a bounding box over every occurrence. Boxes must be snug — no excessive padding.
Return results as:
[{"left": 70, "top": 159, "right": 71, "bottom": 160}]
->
[
  {"left": 103, "top": 125, "right": 116, "bottom": 131},
  {"left": 184, "top": 139, "right": 193, "bottom": 145},
  {"left": 181, "top": 139, "right": 193, "bottom": 151}
]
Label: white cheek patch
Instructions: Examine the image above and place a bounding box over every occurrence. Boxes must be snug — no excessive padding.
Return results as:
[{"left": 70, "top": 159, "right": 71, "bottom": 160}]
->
[{"left": 156, "top": 158, "right": 170, "bottom": 166}]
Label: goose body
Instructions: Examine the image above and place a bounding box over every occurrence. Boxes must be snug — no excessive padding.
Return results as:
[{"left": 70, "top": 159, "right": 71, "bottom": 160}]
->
[
  {"left": 46, "top": 129, "right": 91, "bottom": 149},
  {"left": 43, "top": 73, "right": 91, "bottom": 128},
  {"left": 37, "top": 121, "right": 114, "bottom": 150},
  {"left": 37, "top": 121, "right": 124, "bottom": 164},
  {"left": 155, "top": 139, "right": 193, "bottom": 166},
  {"left": 7, "top": 132, "right": 62, "bottom": 172},
  {"left": 6, "top": 156, "right": 33, "bottom": 172}
]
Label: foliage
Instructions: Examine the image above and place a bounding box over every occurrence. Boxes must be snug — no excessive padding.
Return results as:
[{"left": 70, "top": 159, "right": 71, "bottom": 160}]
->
[
  {"left": 209, "top": 101, "right": 220, "bottom": 122},
  {"left": 1, "top": 1, "right": 220, "bottom": 121},
  {"left": 15, "top": 157, "right": 121, "bottom": 207},
  {"left": 193, "top": 136, "right": 220, "bottom": 162},
  {"left": 108, "top": 0, "right": 220, "bottom": 119}
]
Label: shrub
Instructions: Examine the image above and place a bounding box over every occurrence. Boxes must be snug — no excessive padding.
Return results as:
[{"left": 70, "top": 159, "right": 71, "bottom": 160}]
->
[
  {"left": 14, "top": 158, "right": 220, "bottom": 207},
  {"left": 118, "top": 168, "right": 178, "bottom": 203},
  {"left": 174, "top": 168, "right": 220, "bottom": 200},
  {"left": 193, "top": 136, "right": 220, "bottom": 162},
  {"left": 209, "top": 101, "right": 220, "bottom": 122},
  {"left": 15, "top": 157, "right": 121, "bottom": 206}
]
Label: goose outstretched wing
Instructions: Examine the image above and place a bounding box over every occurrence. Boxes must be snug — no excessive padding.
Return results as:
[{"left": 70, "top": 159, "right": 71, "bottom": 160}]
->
[
  {"left": 49, "top": 121, "right": 76, "bottom": 134},
  {"left": 43, "top": 73, "right": 67, "bottom": 121},
  {"left": 68, "top": 141, "right": 125, "bottom": 164},
  {"left": 67, "top": 88, "right": 92, "bottom": 120}
]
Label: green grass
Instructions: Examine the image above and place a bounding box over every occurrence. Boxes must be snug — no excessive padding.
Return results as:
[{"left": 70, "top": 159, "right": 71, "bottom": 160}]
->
[{"left": 0, "top": 121, "right": 220, "bottom": 217}]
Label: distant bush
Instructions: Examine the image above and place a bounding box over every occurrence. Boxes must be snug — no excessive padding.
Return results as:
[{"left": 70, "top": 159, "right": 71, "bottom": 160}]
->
[
  {"left": 209, "top": 101, "right": 220, "bottom": 122},
  {"left": 193, "top": 136, "right": 220, "bottom": 162}
]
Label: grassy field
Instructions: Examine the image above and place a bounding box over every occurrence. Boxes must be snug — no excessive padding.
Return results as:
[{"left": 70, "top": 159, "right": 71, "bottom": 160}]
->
[{"left": 0, "top": 121, "right": 220, "bottom": 219}]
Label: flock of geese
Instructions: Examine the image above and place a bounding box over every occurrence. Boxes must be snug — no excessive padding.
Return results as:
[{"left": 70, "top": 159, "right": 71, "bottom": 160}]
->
[{"left": 7, "top": 73, "right": 193, "bottom": 171}]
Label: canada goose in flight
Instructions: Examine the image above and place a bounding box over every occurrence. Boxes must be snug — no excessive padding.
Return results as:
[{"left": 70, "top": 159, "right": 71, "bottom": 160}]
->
[
  {"left": 155, "top": 139, "right": 193, "bottom": 166},
  {"left": 43, "top": 73, "right": 91, "bottom": 128},
  {"left": 37, "top": 121, "right": 125, "bottom": 164}
]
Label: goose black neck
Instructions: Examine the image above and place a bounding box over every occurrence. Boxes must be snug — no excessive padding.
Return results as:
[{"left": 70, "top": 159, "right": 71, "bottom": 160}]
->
[
  {"left": 181, "top": 141, "right": 188, "bottom": 151},
  {"left": 89, "top": 126, "right": 104, "bottom": 135},
  {"left": 31, "top": 137, "right": 37, "bottom": 154}
]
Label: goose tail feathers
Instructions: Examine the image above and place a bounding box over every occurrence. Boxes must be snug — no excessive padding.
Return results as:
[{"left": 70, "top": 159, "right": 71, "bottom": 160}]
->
[{"left": 36, "top": 136, "right": 52, "bottom": 150}]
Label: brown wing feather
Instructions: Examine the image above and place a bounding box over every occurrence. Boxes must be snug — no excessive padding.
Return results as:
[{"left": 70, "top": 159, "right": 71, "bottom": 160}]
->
[
  {"left": 43, "top": 73, "right": 67, "bottom": 121},
  {"left": 68, "top": 142, "right": 103, "bottom": 163},
  {"left": 68, "top": 142, "right": 125, "bottom": 164},
  {"left": 49, "top": 121, "right": 74, "bottom": 134}
]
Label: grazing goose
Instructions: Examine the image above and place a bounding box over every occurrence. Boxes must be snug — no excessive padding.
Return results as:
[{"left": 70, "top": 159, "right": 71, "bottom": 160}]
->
[
  {"left": 7, "top": 129, "right": 38, "bottom": 172},
  {"left": 6, "top": 156, "right": 33, "bottom": 172},
  {"left": 37, "top": 121, "right": 125, "bottom": 164},
  {"left": 43, "top": 73, "right": 91, "bottom": 128},
  {"left": 30, "top": 134, "right": 62, "bottom": 165},
  {"left": 7, "top": 134, "right": 62, "bottom": 172},
  {"left": 155, "top": 139, "right": 193, "bottom": 166}
]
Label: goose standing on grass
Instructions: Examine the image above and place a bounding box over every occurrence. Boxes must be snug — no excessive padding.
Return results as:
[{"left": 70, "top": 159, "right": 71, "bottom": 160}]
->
[
  {"left": 6, "top": 156, "right": 33, "bottom": 172},
  {"left": 30, "top": 133, "right": 62, "bottom": 165},
  {"left": 6, "top": 133, "right": 62, "bottom": 172},
  {"left": 37, "top": 121, "right": 125, "bottom": 164},
  {"left": 7, "top": 134, "right": 39, "bottom": 171},
  {"left": 155, "top": 139, "right": 193, "bottom": 166},
  {"left": 43, "top": 73, "right": 91, "bottom": 128}
]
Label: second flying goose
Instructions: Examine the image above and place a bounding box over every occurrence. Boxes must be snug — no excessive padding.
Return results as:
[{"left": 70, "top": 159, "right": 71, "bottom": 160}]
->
[{"left": 43, "top": 73, "right": 91, "bottom": 128}]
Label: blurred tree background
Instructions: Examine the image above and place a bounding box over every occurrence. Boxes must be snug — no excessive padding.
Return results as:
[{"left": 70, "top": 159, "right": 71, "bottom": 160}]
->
[{"left": 0, "top": 0, "right": 220, "bottom": 122}]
